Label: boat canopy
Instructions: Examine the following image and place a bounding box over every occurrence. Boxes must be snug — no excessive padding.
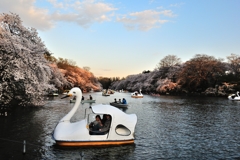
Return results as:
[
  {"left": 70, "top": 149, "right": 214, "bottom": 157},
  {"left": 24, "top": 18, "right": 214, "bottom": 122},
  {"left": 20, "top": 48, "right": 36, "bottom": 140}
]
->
[
  {"left": 91, "top": 104, "right": 127, "bottom": 115},
  {"left": 90, "top": 104, "right": 137, "bottom": 132}
]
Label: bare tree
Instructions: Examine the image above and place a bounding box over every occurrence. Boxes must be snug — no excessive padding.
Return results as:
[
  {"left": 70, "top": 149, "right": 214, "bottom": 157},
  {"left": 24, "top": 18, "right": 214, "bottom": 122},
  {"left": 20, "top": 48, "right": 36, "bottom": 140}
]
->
[
  {"left": 177, "top": 54, "right": 225, "bottom": 92},
  {"left": 227, "top": 53, "right": 240, "bottom": 75},
  {"left": 83, "top": 66, "right": 90, "bottom": 71},
  {"left": 155, "top": 55, "right": 181, "bottom": 70}
]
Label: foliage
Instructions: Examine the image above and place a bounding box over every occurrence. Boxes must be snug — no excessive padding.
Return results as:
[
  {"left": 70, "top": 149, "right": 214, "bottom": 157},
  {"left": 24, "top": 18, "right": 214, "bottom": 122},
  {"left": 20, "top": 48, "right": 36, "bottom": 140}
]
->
[
  {"left": 43, "top": 55, "right": 102, "bottom": 92},
  {"left": 110, "top": 53, "right": 238, "bottom": 95},
  {"left": 57, "top": 64, "right": 102, "bottom": 92},
  {"left": 176, "top": 54, "right": 226, "bottom": 92},
  {"left": 0, "top": 13, "right": 68, "bottom": 107},
  {"left": 98, "top": 77, "right": 112, "bottom": 89},
  {"left": 44, "top": 52, "right": 57, "bottom": 63},
  {"left": 156, "top": 78, "right": 179, "bottom": 93}
]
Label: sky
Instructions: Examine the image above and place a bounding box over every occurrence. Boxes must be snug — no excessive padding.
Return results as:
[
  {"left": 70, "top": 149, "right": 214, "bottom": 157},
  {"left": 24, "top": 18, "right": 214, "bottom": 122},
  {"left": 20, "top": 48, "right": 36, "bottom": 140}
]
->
[{"left": 0, "top": 0, "right": 240, "bottom": 78}]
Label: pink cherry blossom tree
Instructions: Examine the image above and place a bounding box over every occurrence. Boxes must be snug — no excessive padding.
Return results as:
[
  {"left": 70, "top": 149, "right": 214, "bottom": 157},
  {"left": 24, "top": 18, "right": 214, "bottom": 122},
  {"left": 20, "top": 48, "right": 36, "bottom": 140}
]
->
[{"left": 0, "top": 13, "right": 71, "bottom": 107}]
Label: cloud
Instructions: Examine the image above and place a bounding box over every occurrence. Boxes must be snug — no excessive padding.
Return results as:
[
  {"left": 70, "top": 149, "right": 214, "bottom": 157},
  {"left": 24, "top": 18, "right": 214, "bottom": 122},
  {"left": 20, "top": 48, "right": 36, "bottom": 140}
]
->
[
  {"left": 47, "top": 0, "right": 64, "bottom": 9},
  {"left": 0, "top": 0, "right": 175, "bottom": 32},
  {"left": 0, "top": 0, "right": 54, "bottom": 30},
  {"left": 117, "top": 9, "right": 175, "bottom": 31},
  {"left": 0, "top": 0, "right": 117, "bottom": 30},
  {"left": 51, "top": 0, "right": 117, "bottom": 28},
  {"left": 170, "top": 3, "right": 184, "bottom": 8}
]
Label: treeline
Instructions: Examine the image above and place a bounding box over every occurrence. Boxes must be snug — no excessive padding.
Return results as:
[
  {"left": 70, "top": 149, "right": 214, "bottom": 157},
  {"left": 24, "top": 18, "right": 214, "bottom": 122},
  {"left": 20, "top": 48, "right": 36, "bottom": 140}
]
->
[
  {"left": 1, "top": 12, "right": 239, "bottom": 108},
  {"left": 0, "top": 13, "right": 101, "bottom": 107},
  {"left": 44, "top": 53, "right": 102, "bottom": 92},
  {"left": 110, "top": 54, "right": 240, "bottom": 96}
]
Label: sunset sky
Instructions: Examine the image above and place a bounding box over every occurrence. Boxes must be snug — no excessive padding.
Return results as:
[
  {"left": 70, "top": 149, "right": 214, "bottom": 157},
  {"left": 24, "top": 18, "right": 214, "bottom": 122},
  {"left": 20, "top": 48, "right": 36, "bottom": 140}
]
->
[{"left": 0, "top": 0, "right": 239, "bottom": 78}]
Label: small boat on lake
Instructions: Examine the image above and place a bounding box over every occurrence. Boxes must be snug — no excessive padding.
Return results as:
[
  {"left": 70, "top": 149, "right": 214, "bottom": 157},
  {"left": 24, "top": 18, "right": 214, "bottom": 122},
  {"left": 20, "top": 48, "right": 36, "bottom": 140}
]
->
[
  {"left": 62, "top": 90, "right": 69, "bottom": 95},
  {"left": 228, "top": 91, "right": 240, "bottom": 100},
  {"left": 70, "top": 99, "right": 96, "bottom": 103},
  {"left": 131, "top": 89, "right": 143, "bottom": 98},
  {"left": 110, "top": 102, "right": 128, "bottom": 108},
  {"left": 47, "top": 90, "right": 59, "bottom": 96},
  {"left": 52, "top": 87, "right": 137, "bottom": 147},
  {"left": 102, "top": 93, "right": 110, "bottom": 96},
  {"left": 102, "top": 89, "right": 111, "bottom": 96}
]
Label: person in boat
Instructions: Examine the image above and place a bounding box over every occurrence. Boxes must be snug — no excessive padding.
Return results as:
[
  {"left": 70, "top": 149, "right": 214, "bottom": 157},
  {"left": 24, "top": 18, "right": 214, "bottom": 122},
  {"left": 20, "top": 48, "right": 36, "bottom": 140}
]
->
[
  {"left": 89, "top": 115, "right": 103, "bottom": 135},
  {"left": 89, "top": 95, "right": 93, "bottom": 100},
  {"left": 82, "top": 96, "right": 84, "bottom": 101},
  {"left": 122, "top": 98, "right": 127, "bottom": 104},
  {"left": 101, "top": 114, "right": 107, "bottom": 124},
  {"left": 99, "top": 114, "right": 111, "bottom": 134},
  {"left": 114, "top": 98, "right": 117, "bottom": 103},
  {"left": 118, "top": 99, "right": 121, "bottom": 103}
]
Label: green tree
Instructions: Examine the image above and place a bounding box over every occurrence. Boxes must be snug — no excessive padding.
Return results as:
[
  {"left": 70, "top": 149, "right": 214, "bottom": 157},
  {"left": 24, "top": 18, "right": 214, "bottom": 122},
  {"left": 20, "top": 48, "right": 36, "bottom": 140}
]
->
[{"left": 98, "top": 77, "right": 112, "bottom": 89}]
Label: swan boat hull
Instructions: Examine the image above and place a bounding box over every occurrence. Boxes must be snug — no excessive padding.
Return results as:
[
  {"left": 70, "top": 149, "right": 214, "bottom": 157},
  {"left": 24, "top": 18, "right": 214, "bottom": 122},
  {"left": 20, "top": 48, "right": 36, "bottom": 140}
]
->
[
  {"left": 228, "top": 95, "right": 240, "bottom": 100},
  {"left": 131, "top": 95, "right": 143, "bottom": 98},
  {"left": 55, "top": 139, "right": 134, "bottom": 147}
]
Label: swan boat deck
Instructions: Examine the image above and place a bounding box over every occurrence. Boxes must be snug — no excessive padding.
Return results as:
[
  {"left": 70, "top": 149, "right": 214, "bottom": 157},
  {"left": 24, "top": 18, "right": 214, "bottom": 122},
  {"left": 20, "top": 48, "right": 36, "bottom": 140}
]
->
[{"left": 52, "top": 87, "right": 137, "bottom": 147}]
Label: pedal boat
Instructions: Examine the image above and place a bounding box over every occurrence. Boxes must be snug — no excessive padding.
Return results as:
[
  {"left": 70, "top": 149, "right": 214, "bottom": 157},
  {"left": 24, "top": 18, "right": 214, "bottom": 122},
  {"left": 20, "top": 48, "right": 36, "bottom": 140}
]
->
[
  {"left": 52, "top": 87, "right": 137, "bottom": 147},
  {"left": 228, "top": 91, "right": 240, "bottom": 101},
  {"left": 131, "top": 89, "right": 143, "bottom": 98}
]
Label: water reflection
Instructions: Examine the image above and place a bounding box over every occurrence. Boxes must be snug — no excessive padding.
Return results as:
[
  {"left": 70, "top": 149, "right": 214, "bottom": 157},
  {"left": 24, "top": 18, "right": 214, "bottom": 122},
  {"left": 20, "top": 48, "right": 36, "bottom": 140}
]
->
[{"left": 51, "top": 144, "right": 136, "bottom": 159}]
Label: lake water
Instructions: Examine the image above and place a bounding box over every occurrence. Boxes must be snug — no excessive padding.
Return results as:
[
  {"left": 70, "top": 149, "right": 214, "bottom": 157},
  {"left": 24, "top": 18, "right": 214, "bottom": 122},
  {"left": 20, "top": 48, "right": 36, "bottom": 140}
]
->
[{"left": 0, "top": 92, "right": 240, "bottom": 160}]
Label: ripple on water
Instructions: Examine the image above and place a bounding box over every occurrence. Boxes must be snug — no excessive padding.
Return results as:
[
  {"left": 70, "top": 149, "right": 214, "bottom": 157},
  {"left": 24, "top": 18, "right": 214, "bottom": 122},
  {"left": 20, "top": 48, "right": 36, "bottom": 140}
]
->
[{"left": 0, "top": 94, "right": 240, "bottom": 159}]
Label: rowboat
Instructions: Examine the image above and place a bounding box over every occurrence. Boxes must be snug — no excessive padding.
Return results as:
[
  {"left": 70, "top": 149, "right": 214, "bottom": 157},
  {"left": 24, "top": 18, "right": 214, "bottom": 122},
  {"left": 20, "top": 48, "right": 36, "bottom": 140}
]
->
[{"left": 110, "top": 102, "right": 128, "bottom": 108}]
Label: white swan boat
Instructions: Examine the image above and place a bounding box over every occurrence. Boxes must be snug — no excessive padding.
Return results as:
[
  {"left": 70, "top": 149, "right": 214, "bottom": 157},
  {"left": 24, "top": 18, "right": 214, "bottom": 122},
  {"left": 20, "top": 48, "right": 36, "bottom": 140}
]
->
[
  {"left": 228, "top": 91, "right": 240, "bottom": 100},
  {"left": 52, "top": 87, "right": 137, "bottom": 147},
  {"left": 131, "top": 89, "right": 143, "bottom": 98}
]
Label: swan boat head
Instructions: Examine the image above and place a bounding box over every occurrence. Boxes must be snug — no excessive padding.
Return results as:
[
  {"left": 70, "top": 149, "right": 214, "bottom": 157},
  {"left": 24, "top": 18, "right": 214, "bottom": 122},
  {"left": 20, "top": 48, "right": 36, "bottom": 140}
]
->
[
  {"left": 52, "top": 87, "right": 83, "bottom": 140},
  {"left": 59, "top": 87, "right": 82, "bottom": 122}
]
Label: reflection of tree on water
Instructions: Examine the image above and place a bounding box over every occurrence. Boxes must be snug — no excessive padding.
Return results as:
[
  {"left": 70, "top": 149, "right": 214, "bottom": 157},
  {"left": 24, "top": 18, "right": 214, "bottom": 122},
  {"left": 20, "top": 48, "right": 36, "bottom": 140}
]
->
[{"left": 85, "top": 144, "right": 136, "bottom": 160}]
